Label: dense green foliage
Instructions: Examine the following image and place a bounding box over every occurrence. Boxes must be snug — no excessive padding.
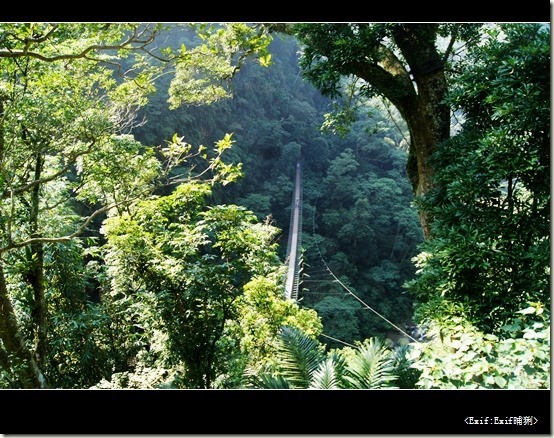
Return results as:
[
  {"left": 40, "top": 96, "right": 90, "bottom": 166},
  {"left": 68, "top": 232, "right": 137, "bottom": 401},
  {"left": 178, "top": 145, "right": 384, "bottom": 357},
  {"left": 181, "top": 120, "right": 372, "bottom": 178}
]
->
[
  {"left": 408, "top": 303, "right": 550, "bottom": 389},
  {"left": 0, "top": 23, "right": 280, "bottom": 388},
  {"left": 98, "top": 177, "right": 318, "bottom": 388},
  {"left": 133, "top": 32, "right": 423, "bottom": 349},
  {"left": 246, "top": 325, "right": 403, "bottom": 389},
  {"left": 302, "top": 116, "right": 422, "bottom": 345},
  {"left": 0, "top": 23, "right": 165, "bottom": 387},
  {"left": 407, "top": 23, "right": 550, "bottom": 331},
  {"left": 403, "top": 23, "right": 550, "bottom": 388},
  {"left": 0, "top": 22, "right": 548, "bottom": 390}
]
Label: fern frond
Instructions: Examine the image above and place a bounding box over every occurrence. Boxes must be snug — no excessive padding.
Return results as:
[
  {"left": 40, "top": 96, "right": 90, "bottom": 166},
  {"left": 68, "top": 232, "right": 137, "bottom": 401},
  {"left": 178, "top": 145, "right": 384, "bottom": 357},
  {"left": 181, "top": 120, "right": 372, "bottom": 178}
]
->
[
  {"left": 276, "top": 326, "right": 324, "bottom": 388},
  {"left": 344, "top": 337, "right": 398, "bottom": 389}
]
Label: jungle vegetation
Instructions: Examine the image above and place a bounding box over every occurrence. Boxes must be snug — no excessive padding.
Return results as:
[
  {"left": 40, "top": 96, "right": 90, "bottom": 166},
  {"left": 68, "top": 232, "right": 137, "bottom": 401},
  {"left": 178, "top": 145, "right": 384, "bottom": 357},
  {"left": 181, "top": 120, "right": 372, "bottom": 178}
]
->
[{"left": 0, "top": 22, "right": 549, "bottom": 391}]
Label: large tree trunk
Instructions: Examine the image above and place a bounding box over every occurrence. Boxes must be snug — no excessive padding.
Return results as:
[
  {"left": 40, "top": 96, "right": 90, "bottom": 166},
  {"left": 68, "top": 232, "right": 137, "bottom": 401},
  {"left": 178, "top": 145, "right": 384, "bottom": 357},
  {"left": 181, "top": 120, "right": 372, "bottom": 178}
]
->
[
  {"left": 369, "top": 24, "right": 451, "bottom": 238},
  {"left": 294, "top": 22, "right": 452, "bottom": 238},
  {"left": 401, "top": 70, "right": 451, "bottom": 238},
  {"left": 0, "top": 261, "right": 47, "bottom": 388},
  {"left": 28, "top": 151, "right": 48, "bottom": 368},
  {"left": 0, "top": 97, "right": 47, "bottom": 388},
  {"left": 391, "top": 24, "right": 451, "bottom": 191}
]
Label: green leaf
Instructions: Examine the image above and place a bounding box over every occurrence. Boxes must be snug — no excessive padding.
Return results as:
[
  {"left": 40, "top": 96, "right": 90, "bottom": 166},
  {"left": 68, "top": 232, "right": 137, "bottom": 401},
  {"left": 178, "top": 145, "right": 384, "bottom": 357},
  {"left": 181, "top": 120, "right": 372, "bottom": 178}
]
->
[
  {"left": 517, "top": 307, "right": 537, "bottom": 315},
  {"left": 259, "top": 54, "right": 272, "bottom": 67},
  {"left": 494, "top": 375, "right": 507, "bottom": 388}
]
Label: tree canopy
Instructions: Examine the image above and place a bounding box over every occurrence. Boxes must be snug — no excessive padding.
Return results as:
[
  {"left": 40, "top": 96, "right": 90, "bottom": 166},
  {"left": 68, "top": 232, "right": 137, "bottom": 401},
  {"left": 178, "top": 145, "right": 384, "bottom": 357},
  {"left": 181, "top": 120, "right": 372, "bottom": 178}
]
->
[
  {"left": 287, "top": 23, "right": 483, "bottom": 237},
  {"left": 0, "top": 22, "right": 548, "bottom": 399}
]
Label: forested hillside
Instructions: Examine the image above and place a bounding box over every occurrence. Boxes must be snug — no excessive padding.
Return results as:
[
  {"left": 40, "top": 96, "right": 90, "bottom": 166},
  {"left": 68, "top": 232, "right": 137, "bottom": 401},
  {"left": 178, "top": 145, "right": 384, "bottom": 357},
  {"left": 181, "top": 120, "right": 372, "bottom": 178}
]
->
[
  {"left": 0, "top": 22, "right": 549, "bottom": 398},
  {"left": 132, "top": 30, "right": 424, "bottom": 348}
]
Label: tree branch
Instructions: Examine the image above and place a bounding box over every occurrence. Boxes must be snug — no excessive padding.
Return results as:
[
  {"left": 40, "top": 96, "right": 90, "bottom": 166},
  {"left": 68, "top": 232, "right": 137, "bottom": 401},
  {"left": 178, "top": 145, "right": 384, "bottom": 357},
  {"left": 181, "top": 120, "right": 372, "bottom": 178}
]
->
[
  {"left": 0, "top": 26, "right": 160, "bottom": 62},
  {"left": 354, "top": 43, "right": 417, "bottom": 111},
  {"left": 0, "top": 194, "right": 146, "bottom": 254},
  {"left": 442, "top": 27, "right": 458, "bottom": 63},
  {"left": 3, "top": 140, "right": 96, "bottom": 199}
]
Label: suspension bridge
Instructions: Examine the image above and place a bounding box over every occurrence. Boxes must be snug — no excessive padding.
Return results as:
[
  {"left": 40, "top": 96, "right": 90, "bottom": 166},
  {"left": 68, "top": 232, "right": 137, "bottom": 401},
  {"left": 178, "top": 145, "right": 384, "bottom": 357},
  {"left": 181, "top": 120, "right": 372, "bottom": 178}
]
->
[
  {"left": 284, "top": 159, "right": 303, "bottom": 301},
  {"left": 282, "top": 159, "right": 421, "bottom": 344}
]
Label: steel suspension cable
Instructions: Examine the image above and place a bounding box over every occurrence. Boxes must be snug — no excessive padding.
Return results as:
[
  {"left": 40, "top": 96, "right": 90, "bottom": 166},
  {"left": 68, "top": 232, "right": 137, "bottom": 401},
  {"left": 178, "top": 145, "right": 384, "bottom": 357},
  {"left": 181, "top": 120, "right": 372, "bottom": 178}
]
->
[{"left": 310, "top": 196, "right": 420, "bottom": 344}]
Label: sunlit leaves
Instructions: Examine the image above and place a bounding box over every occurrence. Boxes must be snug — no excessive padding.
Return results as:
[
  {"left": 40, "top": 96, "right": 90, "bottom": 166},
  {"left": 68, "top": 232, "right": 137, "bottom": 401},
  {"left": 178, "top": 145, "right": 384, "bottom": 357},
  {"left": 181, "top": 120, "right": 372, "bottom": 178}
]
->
[
  {"left": 309, "top": 354, "right": 344, "bottom": 389},
  {"left": 232, "top": 275, "right": 322, "bottom": 375},
  {"left": 408, "top": 305, "right": 550, "bottom": 389},
  {"left": 248, "top": 326, "right": 400, "bottom": 389},
  {"left": 168, "top": 47, "right": 235, "bottom": 107},
  {"left": 101, "top": 177, "right": 285, "bottom": 387},
  {"left": 211, "top": 134, "right": 243, "bottom": 186},
  {"left": 321, "top": 102, "right": 358, "bottom": 137},
  {"left": 159, "top": 132, "right": 242, "bottom": 188},
  {"left": 76, "top": 134, "right": 160, "bottom": 207},
  {"left": 168, "top": 23, "right": 272, "bottom": 108},
  {"left": 160, "top": 134, "right": 194, "bottom": 170},
  {"left": 258, "top": 53, "right": 272, "bottom": 67},
  {"left": 342, "top": 337, "right": 397, "bottom": 389},
  {"left": 0, "top": 23, "right": 160, "bottom": 64}
]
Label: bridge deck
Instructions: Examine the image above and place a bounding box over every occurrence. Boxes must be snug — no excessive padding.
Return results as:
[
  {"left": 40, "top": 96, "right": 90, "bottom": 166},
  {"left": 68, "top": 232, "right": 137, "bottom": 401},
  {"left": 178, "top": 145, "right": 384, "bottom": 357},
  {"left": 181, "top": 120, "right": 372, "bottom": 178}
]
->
[{"left": 285, "top": 160, "right": 302, "bottom": 300}]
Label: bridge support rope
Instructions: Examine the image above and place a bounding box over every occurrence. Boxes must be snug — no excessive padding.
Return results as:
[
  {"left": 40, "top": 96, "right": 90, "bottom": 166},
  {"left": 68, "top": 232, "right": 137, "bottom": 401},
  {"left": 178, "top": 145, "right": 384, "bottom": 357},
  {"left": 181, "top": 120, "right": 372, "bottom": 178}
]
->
[{"left": 284, "top": 160, "right": 419, "bottom": 343}]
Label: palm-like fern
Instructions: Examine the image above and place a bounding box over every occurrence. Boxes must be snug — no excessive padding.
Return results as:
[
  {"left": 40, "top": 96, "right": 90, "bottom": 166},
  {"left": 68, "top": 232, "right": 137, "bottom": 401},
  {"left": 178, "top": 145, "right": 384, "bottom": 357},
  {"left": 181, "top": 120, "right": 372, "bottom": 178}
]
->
[
  {"left": 275, "top": 325, "right": 324, "bottom": 388},
  {"left": 309, "top": 353, "right": 346, "bottom": 389},
  {"left": 343, "top": 338, "right": 398, "bottom": 389},
  {"left": 392, "top": 344, "right": 421, "bottom": 389},
  {"left": 247, "top": 326, "right": 401, "bottom": 389},
  {"left": 250, "top": 372, "right": 292, "bottom": 389}
]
